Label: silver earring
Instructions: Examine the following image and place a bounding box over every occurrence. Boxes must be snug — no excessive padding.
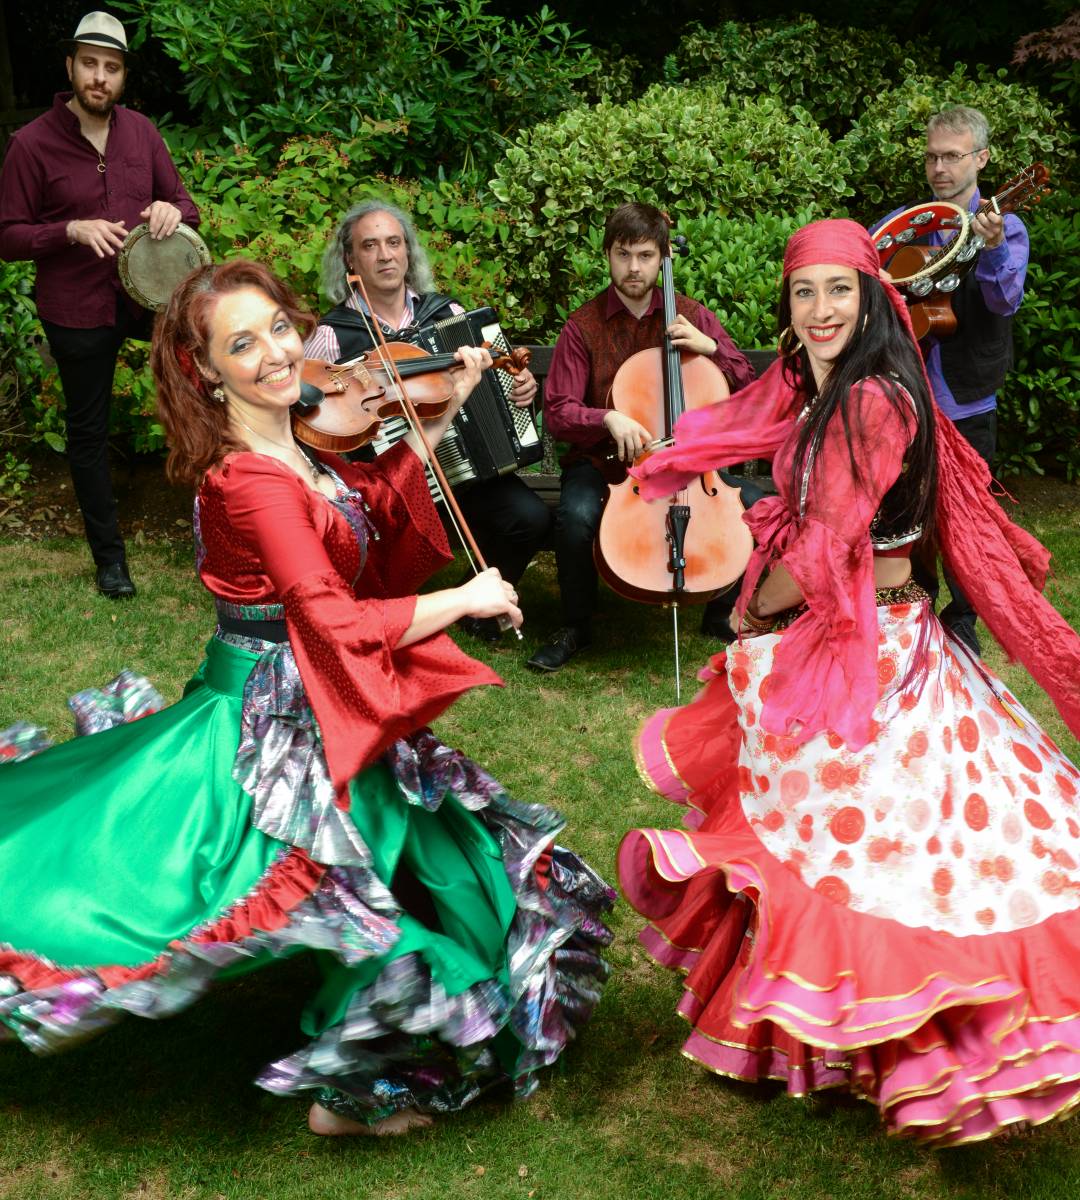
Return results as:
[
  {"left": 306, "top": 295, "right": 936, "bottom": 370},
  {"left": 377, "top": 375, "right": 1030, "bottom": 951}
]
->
[{"left": 212, "top": 386, "right": 225, "bottom": 403}]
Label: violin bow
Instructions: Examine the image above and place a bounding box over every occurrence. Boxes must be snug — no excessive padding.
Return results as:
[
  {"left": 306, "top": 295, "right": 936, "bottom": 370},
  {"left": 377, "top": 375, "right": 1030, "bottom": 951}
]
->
[{"left": 345, "top": 273, "right": 522, "bottom": 640}]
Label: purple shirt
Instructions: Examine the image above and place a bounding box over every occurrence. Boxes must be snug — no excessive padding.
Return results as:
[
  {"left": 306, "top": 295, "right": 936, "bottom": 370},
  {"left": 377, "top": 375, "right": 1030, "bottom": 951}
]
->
[
  {"left": 0, "top": 93, "right": 199, "bottom": 328},
  {"left": 545, "top": 284, "right": 755, "bottom": 445},
  {"left": 872, "top": 191, "right": 1028, "bottom": 421}
]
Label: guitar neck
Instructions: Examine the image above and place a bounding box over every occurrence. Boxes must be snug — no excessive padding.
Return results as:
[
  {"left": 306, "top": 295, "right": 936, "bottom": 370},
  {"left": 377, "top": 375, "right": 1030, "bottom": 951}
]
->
[{"left": 975, "top": 164, "right": 1050, "bottom": 222}]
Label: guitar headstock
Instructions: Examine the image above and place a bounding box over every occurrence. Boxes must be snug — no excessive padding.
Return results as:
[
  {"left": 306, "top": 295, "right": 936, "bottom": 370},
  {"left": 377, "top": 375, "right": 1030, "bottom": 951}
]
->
[{"left": 993, "top": 163, "right": 1052, "bottom": 216}]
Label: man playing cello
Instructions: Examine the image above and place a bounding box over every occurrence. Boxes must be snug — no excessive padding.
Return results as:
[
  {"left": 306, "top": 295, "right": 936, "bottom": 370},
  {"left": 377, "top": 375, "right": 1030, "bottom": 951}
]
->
[{"left": 527, "top": 202, "right": 754, "bottom": 672}]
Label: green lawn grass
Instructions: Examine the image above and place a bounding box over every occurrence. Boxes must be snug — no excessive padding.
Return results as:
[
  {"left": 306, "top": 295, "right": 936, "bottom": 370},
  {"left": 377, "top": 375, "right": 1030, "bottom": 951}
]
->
[{"left": 1, "top": 477, "right": 1078, "bottom": 1200}]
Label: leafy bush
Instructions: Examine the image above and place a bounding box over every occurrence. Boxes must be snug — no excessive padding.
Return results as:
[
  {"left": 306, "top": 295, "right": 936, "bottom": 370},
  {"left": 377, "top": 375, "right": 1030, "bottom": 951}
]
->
[
  {"left": 0, "top": 451, "right": 31, "bottom": 499},
  {"left": 166, "top": 132, "right": 378, "bottom": 305},
  {"left": 0, "top": 260, "right": 64, "bottom": 467},
  {"left": 839, "top": 63, "right": 1075, "bottom": 216},
  {"left": 1013, "top": 10, "right": 1080, "bottom": 113},
  {"left": 556, "top": 208, "right": 813, "bottom": 350},
  {"left": 116, "top": 0, "right": 599, "bottom": 177},
  {"left": 0, "top": 261, "right": 49, "bottom": 444},
  {"left": 668, "top": 16, "right": 933, "bottom": 137},
  {"left": 489, "top": 86, "right": 854, "bottom": 334},
  {"left": 999, "top": 194, "right": 1080, "bottom": 479}
]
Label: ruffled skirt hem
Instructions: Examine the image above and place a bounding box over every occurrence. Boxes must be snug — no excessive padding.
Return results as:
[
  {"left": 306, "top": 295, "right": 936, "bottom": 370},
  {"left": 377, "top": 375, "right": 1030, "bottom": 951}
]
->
[
  {"left": 0, "top": 648, "right": 613, "bottom": 1120},
  {"left": 620, "top": 603, "right": 1080, "bottom": 1146},
  {"left": 621, "top": 820, "right": 1080, "bottom": 1145}
]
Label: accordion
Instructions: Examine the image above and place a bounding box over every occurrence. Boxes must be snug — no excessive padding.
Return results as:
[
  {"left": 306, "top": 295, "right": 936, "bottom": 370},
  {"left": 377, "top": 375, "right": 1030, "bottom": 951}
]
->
[{"left": 366, "top": 307, "right": 542, "bottom": 502}]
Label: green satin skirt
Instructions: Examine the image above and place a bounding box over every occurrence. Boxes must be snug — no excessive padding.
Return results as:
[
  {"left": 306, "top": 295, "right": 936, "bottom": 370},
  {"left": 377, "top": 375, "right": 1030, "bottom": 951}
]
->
[{"left": 0, "top": 636, "right": 515, "bottom": 1027}]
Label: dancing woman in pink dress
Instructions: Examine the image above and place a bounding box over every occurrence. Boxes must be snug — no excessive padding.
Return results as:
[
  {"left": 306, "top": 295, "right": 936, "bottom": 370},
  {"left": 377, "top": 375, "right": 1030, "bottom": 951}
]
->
[{"left": 619, "top": 219, "right": 1080, "bottom": 1146}]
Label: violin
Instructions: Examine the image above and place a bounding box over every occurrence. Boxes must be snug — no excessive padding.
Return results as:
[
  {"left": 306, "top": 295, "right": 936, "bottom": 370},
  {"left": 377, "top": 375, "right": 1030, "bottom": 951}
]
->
[
  {"left": 293, "top": 340, "right": 531, "bottom": 454},
  {"left": 593, "top": 233, "right": 753, "bottom": 606},
  {"left": 315, "top": 273, "right": 527, "bottom": 640}
]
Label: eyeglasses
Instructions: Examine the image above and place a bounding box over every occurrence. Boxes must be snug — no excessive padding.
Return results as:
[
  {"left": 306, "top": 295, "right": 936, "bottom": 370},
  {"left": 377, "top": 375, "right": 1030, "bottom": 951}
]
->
[{"left": 923, "top": 150, "right": 984, "bottom": 167}]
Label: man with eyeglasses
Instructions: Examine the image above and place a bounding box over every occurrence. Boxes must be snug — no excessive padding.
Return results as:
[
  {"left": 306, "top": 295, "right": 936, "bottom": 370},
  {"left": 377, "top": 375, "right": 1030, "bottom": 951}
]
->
[{"left": 871, "top": 105, "right": 1029, "bottom": 657}]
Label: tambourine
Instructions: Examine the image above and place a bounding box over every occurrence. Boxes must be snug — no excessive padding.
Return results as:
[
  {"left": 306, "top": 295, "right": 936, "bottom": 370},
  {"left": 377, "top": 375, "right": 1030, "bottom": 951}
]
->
[
  {"left": 118, "top": 222, "right": 211, "bottom": 311},
  {"left": 873, "top": 201, "right": 981, "bottom": 299}
]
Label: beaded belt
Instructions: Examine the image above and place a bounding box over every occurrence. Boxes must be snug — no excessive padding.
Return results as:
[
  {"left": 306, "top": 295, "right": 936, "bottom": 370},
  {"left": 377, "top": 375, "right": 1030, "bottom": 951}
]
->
[
  {"left": 768, "top": 580, "right": 930, "bottom": 633},
  {"left": 215, "top": 600, "right": 287, "bottom": 644}
]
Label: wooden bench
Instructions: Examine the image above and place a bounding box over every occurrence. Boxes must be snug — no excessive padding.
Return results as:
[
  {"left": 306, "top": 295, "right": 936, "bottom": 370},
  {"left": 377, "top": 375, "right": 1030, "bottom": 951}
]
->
[{"left": 517, "top": 345, "right": 778, "bottom": 506}]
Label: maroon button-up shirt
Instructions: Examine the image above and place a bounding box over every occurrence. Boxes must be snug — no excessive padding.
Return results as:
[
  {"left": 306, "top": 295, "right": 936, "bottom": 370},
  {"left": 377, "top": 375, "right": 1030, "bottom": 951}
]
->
[
  {"left": 544, "top": 284, "right": 755, "bottom": 448},
  {"left": 0, "top": 92, "right": 199, "bottom": 328}
]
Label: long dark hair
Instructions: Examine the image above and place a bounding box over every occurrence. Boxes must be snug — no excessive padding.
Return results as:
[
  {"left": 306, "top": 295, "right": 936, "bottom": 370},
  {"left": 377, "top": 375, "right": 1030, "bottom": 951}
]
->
[{"left": 777, "top": 269, "right": 937, "bottom": 539}]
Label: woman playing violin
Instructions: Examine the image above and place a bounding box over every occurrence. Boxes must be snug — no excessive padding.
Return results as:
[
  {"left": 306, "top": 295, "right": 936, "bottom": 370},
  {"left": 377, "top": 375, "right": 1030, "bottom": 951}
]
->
[
  {"left": 620, "top": 219, "right": 1080, "bottom": 1146},
  {"left": 0, "top": 260, "right": 613, "bottom": 1137}
]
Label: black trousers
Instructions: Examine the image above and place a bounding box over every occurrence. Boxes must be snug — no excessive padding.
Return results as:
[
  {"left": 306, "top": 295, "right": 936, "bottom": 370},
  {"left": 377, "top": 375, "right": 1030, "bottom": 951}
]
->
[
  {"left": 552, "top": 462, "right": 763, "bottom": 629},
  {"left": 552, "top": 459, "right": 607, "bottom": 628},
  {"left": 456, "top": 473, "right": 551, "bottom": 586},
  {"left": 915, "top": 408, "right": 997, "bottom": 628},
  {"left": 41, "top": 301, "right": 152, "bottom": 567}
]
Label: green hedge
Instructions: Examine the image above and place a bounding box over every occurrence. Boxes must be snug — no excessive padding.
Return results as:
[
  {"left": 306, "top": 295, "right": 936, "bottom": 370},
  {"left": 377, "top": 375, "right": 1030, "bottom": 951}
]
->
[
  {"left": 1000, "top": 194, "right": 1080, "bottom": 479},
  {"left": 489, "top": 86, "right": 854, "bottom": 330},
  {"left": 115, "top": 0, "right": 601, "bottom": 178},
  {"left": 2, "top": 16, "right": 1077, "bottom": 483},
  {"left": 669, "top": 15, "right": 934, "bottom": 137}
]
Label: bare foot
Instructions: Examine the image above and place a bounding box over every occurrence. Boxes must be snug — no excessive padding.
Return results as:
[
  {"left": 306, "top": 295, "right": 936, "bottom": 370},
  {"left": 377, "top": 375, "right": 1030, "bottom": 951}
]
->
[{"left": 308, "top": 1103, "right": 433, "bottom": 1137}]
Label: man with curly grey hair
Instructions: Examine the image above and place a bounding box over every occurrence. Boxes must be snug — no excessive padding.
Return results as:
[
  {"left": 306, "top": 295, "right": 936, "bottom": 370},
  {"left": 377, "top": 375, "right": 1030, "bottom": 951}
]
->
[
  {"left": 305, "top": 200, "right": 550, "bottom": 643},
  {"left": 872, "top": 104, "right": 1030, "bottom": 657}
]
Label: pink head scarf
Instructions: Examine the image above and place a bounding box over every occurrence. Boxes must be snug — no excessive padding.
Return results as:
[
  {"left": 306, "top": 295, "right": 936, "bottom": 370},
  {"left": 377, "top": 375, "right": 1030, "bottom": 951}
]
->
[
  {"left": 633, "top": 217, "right": 1080, "bottom": 740},
  {"left": 783, "top": 217, "right": 881, "bottom": 279}
]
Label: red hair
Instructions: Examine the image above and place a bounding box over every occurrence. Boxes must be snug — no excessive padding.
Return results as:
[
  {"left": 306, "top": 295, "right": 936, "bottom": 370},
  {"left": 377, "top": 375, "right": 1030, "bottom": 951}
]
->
[{"left": 151, "top": 259, "right": 315, "bottom": 487}]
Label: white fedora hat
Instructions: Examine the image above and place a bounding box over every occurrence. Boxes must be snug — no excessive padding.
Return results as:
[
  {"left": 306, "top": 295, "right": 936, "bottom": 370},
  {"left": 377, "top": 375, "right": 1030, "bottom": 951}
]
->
[{"left": 66, "top": 12, "right": 129, "bottom": 55}]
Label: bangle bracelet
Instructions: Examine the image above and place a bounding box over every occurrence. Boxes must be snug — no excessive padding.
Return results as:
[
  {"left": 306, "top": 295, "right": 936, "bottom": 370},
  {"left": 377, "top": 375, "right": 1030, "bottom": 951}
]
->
[{"left": 739, "top": 607, "right": 775, "bottom": 633}]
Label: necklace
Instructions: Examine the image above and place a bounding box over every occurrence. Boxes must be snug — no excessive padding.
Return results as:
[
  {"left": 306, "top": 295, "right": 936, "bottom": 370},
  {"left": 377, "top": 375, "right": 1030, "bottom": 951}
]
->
[{"left": 235, "top": 415, "right": 320, "bottom": 484}]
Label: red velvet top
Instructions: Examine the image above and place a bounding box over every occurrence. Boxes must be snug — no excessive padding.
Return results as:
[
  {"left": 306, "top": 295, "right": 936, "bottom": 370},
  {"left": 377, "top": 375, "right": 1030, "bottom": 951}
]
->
[{"left": 195, "top": 441, "right": 501, "bottom": 798}]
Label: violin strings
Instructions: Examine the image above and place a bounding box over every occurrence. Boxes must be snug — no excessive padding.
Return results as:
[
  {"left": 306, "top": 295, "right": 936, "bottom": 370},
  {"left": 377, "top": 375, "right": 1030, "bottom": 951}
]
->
[{"left": 345, "top": 275, "right": 482, "bottom": 576}]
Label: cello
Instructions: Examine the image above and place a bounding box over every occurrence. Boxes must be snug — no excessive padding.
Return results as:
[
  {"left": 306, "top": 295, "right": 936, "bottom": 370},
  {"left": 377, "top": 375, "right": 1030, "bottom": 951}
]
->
[{"left": 593, "top": 231, "right": 753, "bottom": 691}]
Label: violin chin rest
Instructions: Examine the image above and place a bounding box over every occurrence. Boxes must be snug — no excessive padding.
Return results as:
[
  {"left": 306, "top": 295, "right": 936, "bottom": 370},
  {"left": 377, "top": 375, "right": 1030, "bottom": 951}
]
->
[{"left": 294, "top": 381, "right": 324, "bottom": 412}]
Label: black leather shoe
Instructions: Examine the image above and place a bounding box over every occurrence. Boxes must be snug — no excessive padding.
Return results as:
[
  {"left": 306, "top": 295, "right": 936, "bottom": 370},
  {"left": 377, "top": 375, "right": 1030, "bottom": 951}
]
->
[
  {"left": 526, "top": 626, "right": 591, "bottom": 672},
  {"left": 96, "top": 561, "right": 136, "bottom": 599},
  {"left": 457, "top": 615, "right": 501, "bottom": 643}
]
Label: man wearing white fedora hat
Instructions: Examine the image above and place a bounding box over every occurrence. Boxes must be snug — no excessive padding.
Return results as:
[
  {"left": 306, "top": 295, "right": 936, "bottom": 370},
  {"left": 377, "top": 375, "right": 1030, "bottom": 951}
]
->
[{"left": 0, "top": 11, "right": 199, "bottom": 598}]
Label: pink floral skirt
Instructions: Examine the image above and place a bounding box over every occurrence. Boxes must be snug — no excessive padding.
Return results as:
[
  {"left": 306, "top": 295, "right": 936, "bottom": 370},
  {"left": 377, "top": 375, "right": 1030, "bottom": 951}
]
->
[{"left": 620, "top": 598, "right": 1080, "bottom": 1146}]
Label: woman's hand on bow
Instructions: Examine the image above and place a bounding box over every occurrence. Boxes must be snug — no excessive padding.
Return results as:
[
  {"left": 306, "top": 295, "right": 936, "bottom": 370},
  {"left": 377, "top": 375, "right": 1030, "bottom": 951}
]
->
[{"left": 398, "top": 566, "right": 522, "bottom": 646}]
